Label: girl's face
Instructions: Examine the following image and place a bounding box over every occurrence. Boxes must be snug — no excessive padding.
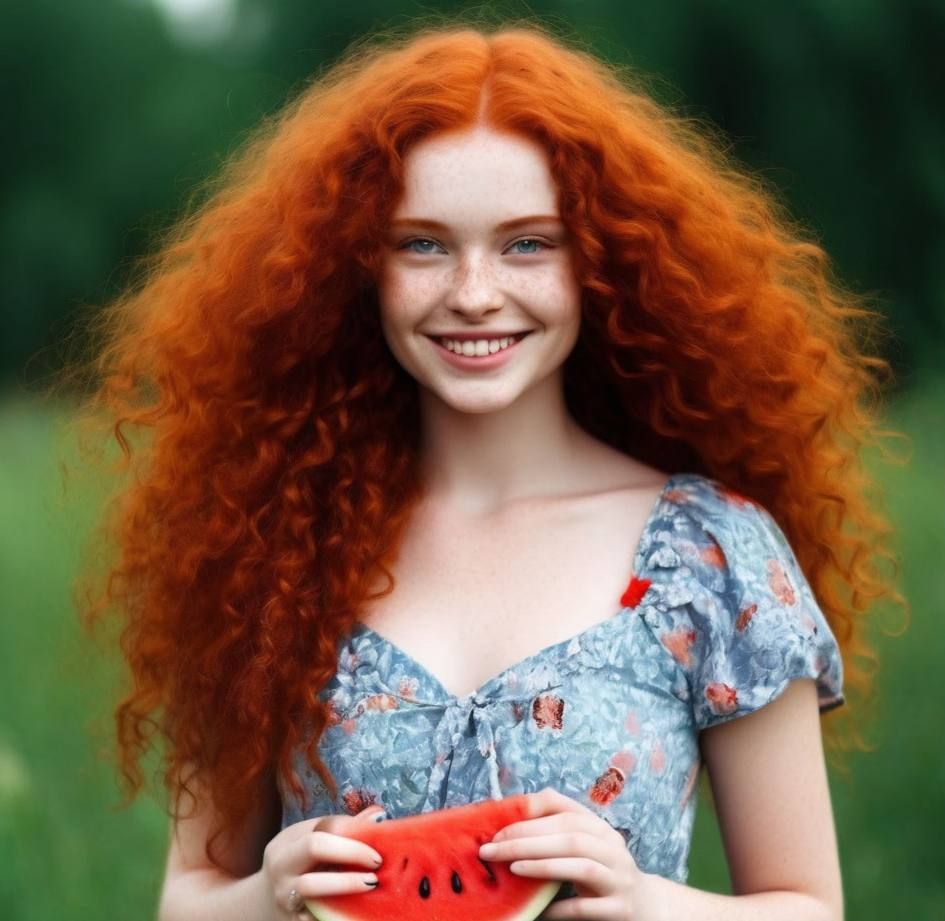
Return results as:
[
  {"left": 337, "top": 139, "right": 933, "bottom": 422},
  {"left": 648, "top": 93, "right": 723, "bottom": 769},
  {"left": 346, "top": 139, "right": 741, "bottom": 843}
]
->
[{"left": 377, "top": 125, "right": 582, "bottom": 415}]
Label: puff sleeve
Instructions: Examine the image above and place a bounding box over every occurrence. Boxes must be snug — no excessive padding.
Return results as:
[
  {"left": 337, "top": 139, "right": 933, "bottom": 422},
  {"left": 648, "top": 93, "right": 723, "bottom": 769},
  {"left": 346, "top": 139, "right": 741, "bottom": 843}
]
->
[{"left": 672, "top": 487, "right": 846, "bottom": 732}]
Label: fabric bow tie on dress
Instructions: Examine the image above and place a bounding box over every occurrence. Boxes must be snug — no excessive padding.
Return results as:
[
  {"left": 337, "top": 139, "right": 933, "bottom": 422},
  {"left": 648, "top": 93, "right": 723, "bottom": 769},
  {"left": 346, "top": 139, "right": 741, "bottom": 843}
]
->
[{"left": 404, "top": 688, "right": 544, "bottom": 810}]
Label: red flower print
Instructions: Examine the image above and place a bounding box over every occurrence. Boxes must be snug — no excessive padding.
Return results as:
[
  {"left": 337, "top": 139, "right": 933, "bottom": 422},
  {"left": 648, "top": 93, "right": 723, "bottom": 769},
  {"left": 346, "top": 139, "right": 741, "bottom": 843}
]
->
[
  {"left": 620, "top": 575, "right": 652, "bottom": 608},
  {"left": 590, "top": 752, "right": 635, "bottom": 805},
  {"left": 624, "top": 710, "right": 640, "bottom": 735},
  {"left": 735, "top": 603, "right": 757, "bottom": 633},
  {"left": 532, "top": 695, "right": 565, "bottom": 730},
  {"left": 341, "top": 718, "right": 358, "bottom": 735},
  {"left": 649, "top": 740, "right": 666, "bottom": 775},
  {"left": 397, "top": 676, "right": 419, "bottom": 700},
  {"left": 665, "top": 488, "right": 689, "bottom": 504},
  {"left": 325, "top": 699, "right": 343, "bottom": 726},
  {"left": 610, "top": 750, "right": 636, "bottom": 775},
  {"left": 364, "top": 693, "right": 398, "bottom": 711},
  {"left": 717, "top": 485, "right": 755, "bottom": 507},
  {"left": 435, "top": 751, "right": 448, "bottom": 765},
  {"left": 342, "top": 788, "right": 377, "bottom": 814},
  {"left": 766, "top": 559, "right": 796, "bottom": 605},
  {"left": 700, "top": 544, "right": 727, "bottom": 568},
  {"left": 705, "top": 682, "right": 739, "bottom": 716},
  {"left": 662, "top": 627, "right": 697, "bottom": 668},
  {"left": 590, "top": 768, "right": 625, "bottom": 805}
]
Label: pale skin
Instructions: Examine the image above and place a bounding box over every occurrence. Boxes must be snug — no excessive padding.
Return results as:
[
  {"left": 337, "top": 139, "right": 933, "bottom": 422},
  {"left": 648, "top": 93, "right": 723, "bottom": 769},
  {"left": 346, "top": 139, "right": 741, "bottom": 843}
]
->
[{"left": 157, "top": 124, "right": 844, "bottom": 920}]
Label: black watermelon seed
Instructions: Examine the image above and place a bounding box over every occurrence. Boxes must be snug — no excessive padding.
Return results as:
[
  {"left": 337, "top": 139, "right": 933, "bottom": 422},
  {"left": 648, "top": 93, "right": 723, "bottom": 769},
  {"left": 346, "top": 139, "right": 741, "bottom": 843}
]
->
[
  {"left": 419, "top": 876, "right": 430, "bottom": 898},
  {"left": 451, "top": 871, "right": 463, "bottom": 893},
  {"left": 364, "top": 880, "right": 378, "bottom": 888}
]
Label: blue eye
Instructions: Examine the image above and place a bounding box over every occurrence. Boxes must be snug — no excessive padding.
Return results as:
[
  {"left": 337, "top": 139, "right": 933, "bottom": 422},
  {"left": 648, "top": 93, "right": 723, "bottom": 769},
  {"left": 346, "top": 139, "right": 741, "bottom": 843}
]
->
[
  {"left": 509, "top": 238, "right": 546, "bottom": 254},
  {"left": 402, "top": 238, "right": 442, "bottom": 254}
]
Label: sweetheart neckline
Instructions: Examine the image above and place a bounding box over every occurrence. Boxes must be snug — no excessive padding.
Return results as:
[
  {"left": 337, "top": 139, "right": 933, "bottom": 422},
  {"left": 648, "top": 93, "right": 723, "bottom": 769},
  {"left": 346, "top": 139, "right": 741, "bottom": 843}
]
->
[{"left": 351, "top": 472, "right": 684, "bottom": 701}]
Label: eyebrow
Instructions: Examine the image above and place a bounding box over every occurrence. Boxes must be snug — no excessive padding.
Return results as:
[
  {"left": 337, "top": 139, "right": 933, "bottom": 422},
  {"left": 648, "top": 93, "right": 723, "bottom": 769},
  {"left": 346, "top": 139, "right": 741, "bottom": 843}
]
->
[{"left": 388, "top": 214, "right": 564, "bottom": 231}]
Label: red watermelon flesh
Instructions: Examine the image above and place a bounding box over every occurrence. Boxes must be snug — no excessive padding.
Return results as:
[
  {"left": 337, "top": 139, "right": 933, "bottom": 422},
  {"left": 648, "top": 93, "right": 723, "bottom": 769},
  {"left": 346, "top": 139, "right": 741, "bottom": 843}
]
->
[{"left": 305, "top": 794, "right": 562, "bottom": 921}]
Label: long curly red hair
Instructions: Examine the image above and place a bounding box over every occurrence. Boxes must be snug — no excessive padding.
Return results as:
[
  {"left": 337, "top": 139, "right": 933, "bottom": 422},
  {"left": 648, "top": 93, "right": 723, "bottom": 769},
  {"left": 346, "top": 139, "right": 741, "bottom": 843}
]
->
[{"left": 58, "top": 20, "right": 907, "bottom": 866}]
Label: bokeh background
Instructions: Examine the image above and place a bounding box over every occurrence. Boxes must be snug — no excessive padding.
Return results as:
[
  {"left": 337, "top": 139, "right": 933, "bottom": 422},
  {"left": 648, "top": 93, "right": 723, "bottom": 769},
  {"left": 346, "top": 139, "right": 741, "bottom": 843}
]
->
[{"left": 2, "top": 1, "right": 942, "bottom": 918}]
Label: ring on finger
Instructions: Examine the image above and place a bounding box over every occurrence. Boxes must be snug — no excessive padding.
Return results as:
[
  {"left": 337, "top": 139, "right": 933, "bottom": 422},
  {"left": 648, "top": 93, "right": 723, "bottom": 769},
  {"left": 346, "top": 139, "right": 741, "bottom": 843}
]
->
[{"left": 287, "top": 888, "right": 304, "bottom": 913}]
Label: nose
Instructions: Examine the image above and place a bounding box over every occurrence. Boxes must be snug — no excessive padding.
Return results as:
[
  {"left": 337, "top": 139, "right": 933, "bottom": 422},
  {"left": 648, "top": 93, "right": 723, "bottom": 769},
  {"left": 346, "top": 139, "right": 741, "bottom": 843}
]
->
[{"left": 446, "top": 252, "right": 504, "bottom": 316}]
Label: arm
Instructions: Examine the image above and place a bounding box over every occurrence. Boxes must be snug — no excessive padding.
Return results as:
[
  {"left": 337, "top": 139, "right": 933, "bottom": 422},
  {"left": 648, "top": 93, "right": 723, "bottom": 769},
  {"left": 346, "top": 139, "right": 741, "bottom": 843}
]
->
[
  {"left": 156, "top": 763, "right": 388, "bottom": 920},
  {"left": 156, "top": 764, "right": 282, "bottom": 921},
  {"left": 637, "top": 678, "right": 843, "bottom": 921}
]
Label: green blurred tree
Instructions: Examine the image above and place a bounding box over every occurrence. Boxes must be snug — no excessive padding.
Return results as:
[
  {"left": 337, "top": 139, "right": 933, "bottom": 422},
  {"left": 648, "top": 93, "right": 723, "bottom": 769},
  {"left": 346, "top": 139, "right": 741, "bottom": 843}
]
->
[{"left": 3, "top": 0, "right": 942, "bottom": 390}]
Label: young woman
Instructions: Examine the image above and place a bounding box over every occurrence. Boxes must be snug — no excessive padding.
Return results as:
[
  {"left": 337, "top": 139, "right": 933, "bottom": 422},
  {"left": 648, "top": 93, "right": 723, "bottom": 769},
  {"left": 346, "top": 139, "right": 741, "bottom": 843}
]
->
[{"left": 70, "top": 20, "right": 903, "bottom": 921}]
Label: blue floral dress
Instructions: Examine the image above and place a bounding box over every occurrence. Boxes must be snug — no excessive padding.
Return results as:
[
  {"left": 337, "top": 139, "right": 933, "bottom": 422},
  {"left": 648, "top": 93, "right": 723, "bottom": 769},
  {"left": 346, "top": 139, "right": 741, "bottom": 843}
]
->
[{"left": 280, "top": 472, "right": 845, "bottom": 891}]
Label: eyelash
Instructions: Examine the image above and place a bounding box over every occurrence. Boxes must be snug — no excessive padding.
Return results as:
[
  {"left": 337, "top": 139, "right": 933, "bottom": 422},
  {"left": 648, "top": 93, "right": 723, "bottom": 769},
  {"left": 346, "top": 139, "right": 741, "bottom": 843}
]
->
[{"left": 398, "top": 237, "right": 550, "bottom": 255}]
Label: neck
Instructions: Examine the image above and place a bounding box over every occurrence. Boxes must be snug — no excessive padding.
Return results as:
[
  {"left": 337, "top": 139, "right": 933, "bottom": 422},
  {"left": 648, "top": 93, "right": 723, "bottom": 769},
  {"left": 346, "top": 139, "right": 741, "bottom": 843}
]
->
[{"left": 417, "top": 370, "right": 586, "bottom": 517}]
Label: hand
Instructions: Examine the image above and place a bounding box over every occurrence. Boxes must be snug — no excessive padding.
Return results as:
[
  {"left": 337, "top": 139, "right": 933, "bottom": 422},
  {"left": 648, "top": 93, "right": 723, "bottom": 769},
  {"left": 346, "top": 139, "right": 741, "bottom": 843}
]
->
[
  {"left": 477, "top": 787, "right": 657, "bottom": 920},
  {"left": 260, "top": 804, "right": 387, "bottom": 919}
]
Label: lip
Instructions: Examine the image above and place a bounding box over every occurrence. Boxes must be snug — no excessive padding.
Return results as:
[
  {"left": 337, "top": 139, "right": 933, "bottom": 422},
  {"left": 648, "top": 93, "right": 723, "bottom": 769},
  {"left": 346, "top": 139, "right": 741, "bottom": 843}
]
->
[{"left": 426, "top": 331, "right": 531, "bottom": 371}]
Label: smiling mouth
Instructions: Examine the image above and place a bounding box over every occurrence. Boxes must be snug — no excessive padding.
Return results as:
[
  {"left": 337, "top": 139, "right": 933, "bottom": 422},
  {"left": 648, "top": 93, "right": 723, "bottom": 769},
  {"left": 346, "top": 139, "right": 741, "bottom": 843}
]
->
[{"left": 426, "top": 331, "right": 532, "bottom": 356}]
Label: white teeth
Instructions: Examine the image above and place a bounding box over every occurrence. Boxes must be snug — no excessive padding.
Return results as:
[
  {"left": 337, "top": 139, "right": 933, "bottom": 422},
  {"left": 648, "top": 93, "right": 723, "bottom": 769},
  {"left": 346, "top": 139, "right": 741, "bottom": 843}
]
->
[{"left": 439, "top": 335, "right": 520, "bottom": 355}]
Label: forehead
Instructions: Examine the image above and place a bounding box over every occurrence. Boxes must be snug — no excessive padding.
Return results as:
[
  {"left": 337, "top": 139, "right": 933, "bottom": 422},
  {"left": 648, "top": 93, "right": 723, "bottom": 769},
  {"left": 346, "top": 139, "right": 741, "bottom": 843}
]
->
[{"left": 392, "top": 126, "right": 560, "bottom": 222}]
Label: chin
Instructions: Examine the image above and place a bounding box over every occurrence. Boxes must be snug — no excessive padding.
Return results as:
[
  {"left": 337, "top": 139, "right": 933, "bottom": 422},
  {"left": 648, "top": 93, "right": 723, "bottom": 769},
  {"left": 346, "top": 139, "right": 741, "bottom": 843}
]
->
[{"left": 431, "top": 388, "right": 521, "bottom": 416}]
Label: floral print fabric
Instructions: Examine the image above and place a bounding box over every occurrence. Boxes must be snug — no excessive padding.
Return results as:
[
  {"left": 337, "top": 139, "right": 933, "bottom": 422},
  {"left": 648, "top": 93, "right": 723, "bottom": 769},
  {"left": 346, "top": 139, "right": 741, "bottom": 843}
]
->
[{"left": 280, "top": 472, "right": 845, "bottom": 886}]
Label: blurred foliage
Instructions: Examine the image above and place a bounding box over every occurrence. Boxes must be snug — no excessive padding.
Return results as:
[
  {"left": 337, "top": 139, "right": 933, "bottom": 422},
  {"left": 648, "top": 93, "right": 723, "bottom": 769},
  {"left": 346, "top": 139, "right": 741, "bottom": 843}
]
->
[{"left": 4, "top": 0, "right": 943, "bottom": 392}]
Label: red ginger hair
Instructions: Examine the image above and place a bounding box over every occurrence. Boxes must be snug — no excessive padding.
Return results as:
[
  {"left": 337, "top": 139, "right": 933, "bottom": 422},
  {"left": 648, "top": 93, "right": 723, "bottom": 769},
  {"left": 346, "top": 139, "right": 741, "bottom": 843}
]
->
[{"left": 57, "top": 20, "right": 907, "bottom": 866}]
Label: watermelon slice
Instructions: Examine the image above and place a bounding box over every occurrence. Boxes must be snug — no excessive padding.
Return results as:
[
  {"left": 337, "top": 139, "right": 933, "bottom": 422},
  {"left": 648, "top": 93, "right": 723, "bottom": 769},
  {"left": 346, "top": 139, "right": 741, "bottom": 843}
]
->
[{"left": 305, "top": 794, "right": 562, "bottom": 921}]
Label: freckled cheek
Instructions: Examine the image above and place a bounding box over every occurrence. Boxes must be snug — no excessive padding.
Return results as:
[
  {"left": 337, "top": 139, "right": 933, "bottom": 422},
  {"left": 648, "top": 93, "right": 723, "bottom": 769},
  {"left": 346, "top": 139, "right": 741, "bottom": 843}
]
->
[
  {"left": 519, "top": 269, "right": 582, "bottom": 325},
  {"left": 378, "top": 270, "right": 441, "bottom": 317}
]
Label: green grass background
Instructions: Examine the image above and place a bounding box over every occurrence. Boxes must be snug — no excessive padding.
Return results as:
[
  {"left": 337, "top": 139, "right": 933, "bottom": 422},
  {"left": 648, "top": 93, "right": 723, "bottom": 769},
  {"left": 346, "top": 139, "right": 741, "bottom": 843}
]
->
[{"left": 1, "top": 383, "right": 941, "bottom": 920}]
